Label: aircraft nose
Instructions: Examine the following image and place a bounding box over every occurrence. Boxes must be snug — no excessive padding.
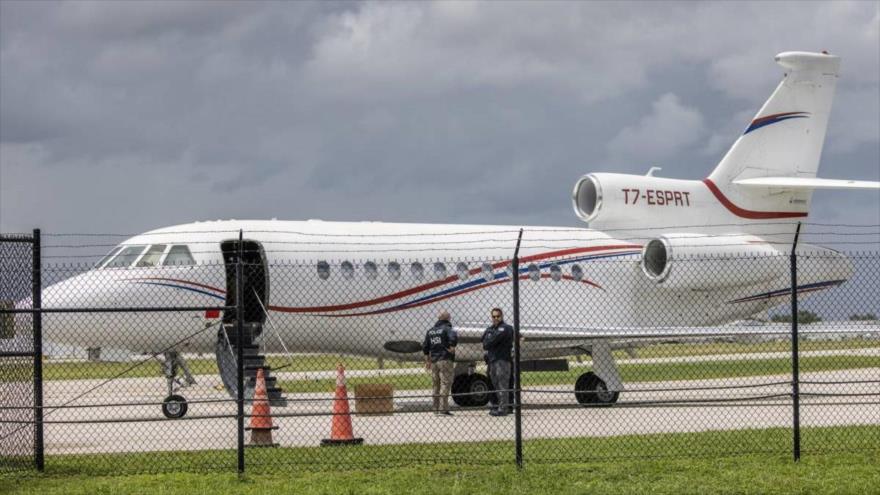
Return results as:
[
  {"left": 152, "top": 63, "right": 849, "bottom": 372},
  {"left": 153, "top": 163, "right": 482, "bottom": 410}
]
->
[
  {"left": 41, "top": 277, "right": 77, "bottom": 310},
  {"left": 41, "top": 269, "right": 112, "bottom": 309},
  {"left": 37, "top": 271, "right": 106, "bottom": 344}
]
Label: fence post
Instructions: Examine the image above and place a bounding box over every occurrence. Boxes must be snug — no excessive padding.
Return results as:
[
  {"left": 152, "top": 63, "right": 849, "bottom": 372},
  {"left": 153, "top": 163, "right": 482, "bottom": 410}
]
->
[
  {"left": 32, "top": 229, "right": 44, "bottom": 472},
  {"left": 790, "top": 222, "right": 801, "bottom": 462},
  {"left": 236, "top": 230, "right": 245, "bottom": 474},
  {"left": 513, "top": 229, "right": 523, "bottom": 469}
]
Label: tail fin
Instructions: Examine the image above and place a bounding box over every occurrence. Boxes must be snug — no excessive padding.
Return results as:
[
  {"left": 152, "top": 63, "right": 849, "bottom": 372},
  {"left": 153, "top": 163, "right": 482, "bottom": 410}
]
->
[
  {"left": 705, "top": 52, "right": 841, "bottom": 242},
  {"left": 709, "top": 51, "right": 840, "bottom": 186}
]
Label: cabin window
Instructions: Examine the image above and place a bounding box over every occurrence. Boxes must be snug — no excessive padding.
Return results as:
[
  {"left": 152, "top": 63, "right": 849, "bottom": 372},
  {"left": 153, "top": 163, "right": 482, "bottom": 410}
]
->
[
  {"left": 317, "top": 261, "right": 330, "bottom": 280},
  {"left": 163, "top": 245, "right": 195, "bottom": 266},
  {"left": 364, "top": 261, "right": 378, "bottom": 280},
  {"left": 528, "top": 263, "right": 540, "bottom": 281},
  {"left": 96, "top": 247, "right": 122, "bottom": 269},
  {"left": 410, "top": 262, "right": 424, "bottom": 280},
  {"left": 550, "top": 264, "right": 562, "bottom": 282},
  {"left": 341, "top": 261, "right": 354, "bottom": 279},
  {"left": 433, "top": 262, "right": 447, "bottom": 279},
  {"left": 136, "top": 244, "right": 167, "bottom": 267},
  {"left": 106, "top": 245, "right": 147, "bottom": 268},
  {"left": 388, "top": 262, "right": 401, "bottom": 280},
  {"left": 571, "top": 264, "right": 583, "bottom": 282},
  {"left": 456, "top": 262, "right": 469, "bottom": 280},
  {"left": 481, "top": 262, "right": 494, "bottom": 281}
]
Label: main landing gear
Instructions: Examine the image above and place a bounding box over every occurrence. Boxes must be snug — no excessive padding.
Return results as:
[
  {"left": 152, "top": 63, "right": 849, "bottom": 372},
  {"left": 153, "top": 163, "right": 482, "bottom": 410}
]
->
[
  {"left": 451, "top": 373, "right": 492, "bottom": 407},
  {"left": 449, "top": 365, "right": 622, "bottom": 408},
  {"left": 572, "top": 340, "right": 622, "bottom": 406},
  {"left": 574, "top": 371, "right": 619, "bottom": 405},
  {"left": 161, "top": 351, "right": 196, "bottom": 419}
]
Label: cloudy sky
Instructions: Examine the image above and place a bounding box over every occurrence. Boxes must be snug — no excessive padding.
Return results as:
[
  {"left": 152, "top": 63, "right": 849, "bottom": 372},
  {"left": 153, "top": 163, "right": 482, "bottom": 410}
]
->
[{"left": 1, "top": 1, "right": 878, "bottom": 242}]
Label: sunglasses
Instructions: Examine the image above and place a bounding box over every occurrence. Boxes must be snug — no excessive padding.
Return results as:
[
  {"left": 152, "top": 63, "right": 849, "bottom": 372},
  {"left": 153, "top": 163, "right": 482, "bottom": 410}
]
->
[{"left": 491, "top": 314, "right": 502, "bottom": 319}]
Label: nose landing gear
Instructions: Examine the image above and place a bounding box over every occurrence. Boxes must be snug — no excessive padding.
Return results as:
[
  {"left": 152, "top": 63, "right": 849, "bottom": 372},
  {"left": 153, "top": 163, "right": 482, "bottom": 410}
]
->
[
  {"left": 162, "top": 394, "right": 188, "bottom": 419},
  {"left": 161, "top": 351, "right": 196, "bottom": 419}
]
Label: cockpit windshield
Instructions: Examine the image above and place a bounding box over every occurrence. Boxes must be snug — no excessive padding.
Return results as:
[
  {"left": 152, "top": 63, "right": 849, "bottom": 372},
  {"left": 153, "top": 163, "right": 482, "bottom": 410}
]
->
[
  {"left": 163, "top": 245, "right": 195, "bottom": 266},
  {"left": 136, "top": 244, "right": 167, "bottom": 267},
  {"left": 97, "top": 244, "right": 195, "bottom": 268},
  {"left": 95, "top": 247, "right": 122, "bottom": 268},
  {"left": 104, "top": 245, "right": 147, "bottom": 268}
]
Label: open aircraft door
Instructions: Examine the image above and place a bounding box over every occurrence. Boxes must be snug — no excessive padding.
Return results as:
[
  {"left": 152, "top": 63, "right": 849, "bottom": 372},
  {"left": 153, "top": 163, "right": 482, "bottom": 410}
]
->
[{"left": 215, "top": 239, "right": 270, "bottom": 400}]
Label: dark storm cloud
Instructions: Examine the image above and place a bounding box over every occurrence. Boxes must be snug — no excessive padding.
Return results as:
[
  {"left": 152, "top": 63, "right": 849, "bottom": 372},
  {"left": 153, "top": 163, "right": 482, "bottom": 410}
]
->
[{"left": 1, "top": 1, "right": 877, "bottom": 236}]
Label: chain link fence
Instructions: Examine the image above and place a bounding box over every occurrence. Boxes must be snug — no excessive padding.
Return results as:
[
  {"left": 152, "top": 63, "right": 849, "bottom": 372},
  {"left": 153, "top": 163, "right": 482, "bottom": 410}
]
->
[
  {"left": 1, "top": 228, "right": 878, "bottom": 474},
  {"left": 0, "top": 234, "right": 40, "bottom": 472}
]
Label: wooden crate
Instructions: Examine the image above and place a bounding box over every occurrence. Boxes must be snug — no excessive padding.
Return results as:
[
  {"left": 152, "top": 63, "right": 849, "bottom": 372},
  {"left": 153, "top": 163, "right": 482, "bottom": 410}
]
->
[{"left": 353, "top": 383, "right": 394, "bottom": 415}]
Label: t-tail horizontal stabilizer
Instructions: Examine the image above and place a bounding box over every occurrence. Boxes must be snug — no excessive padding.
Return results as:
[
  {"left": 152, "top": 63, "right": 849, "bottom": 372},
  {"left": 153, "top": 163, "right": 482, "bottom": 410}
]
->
[{"left": 733, "top": 177, "right": 880, "bottom": 190}]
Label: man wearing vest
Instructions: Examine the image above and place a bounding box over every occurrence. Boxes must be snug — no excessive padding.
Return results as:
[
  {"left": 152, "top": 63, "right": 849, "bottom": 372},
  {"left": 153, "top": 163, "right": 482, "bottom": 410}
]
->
[{"left": 423, "top": 310, "right": 458, "bottom": 416}]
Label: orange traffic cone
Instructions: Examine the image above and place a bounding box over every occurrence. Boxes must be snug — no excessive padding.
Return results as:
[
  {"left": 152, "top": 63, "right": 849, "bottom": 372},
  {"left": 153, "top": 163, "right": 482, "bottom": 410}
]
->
[
  {"left": 246, "top": 368, "right": 278, "bottom": 447},
  {"left": 321, "top": 364, "right": 363, "bottom": 446}
]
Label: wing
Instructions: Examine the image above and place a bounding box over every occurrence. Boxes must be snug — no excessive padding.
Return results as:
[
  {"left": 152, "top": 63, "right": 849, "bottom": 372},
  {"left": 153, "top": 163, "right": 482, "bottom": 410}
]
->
[{"left": 455, "top": 321, "right": 871, "bottom": 347}]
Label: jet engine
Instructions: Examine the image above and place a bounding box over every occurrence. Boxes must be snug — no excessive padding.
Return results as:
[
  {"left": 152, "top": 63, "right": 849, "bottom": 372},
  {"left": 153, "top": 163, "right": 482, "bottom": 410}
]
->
[
  {"left": 639, "top": 233, "right": 786, "bottom": 289},
  {"left": 572, "top": 173, "right": 703, "bottom": 227}
]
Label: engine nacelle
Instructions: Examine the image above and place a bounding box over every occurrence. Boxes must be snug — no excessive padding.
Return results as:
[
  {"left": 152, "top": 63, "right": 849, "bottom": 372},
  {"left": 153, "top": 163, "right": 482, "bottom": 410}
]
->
[
  {"left": 640, "top": 233, "right": 786, "bottom": 289},
  {"left": 572, "top": 173, "right": 705, "bottom": 226}
]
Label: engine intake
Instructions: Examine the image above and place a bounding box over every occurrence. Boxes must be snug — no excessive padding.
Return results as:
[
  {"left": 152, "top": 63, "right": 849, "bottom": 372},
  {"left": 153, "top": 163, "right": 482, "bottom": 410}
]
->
[
  {"left": 640, "top": 233, "right": 786, "bottom": 289},
  {"left": 572, "top": 175, "right": 603, "bottom": 222}
]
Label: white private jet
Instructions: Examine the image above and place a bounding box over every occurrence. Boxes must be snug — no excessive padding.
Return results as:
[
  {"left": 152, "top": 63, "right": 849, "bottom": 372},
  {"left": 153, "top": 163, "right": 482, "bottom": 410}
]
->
[{"left": 21, "top": 51, "right": 880, "bottom": 418}]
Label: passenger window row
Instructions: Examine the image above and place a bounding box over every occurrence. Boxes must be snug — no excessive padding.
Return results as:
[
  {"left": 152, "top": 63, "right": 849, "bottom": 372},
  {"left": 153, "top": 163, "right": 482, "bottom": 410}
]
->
[
  {"left": 97, "top": 244, "right": 196, "bottom": 268},
  {"left": 316, "top": 261, "right": 585, "bottom": 282}
]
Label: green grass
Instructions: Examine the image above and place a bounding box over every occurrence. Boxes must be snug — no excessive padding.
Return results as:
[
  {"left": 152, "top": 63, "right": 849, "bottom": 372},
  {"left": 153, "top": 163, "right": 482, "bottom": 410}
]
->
[
  {"left": 277, "top": 354, "right": 880, "bottom": 394},
  {"left": 42, "top": 354, "right": 419, "bottom": 381},
  {"left": 1, "top": 426, "right": 877, "bottom": 494},
  {"left": 41, "top": 341, "right": 879, "bottom": 382},
  {"left": 615, "top": 338, "right": 880, "bottom": 358}
]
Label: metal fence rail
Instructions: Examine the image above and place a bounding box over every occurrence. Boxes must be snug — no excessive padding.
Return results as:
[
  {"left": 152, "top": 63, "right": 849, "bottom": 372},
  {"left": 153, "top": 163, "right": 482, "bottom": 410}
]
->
[{"left": 1, "top": 228, "right": 878, "bottom": 473}]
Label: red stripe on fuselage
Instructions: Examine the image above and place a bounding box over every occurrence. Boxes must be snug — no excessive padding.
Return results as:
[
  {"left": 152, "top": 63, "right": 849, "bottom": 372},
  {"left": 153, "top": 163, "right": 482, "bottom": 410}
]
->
[
  {"left": 268, "top": 245, "right": 636, "bottom": 314},
  {"left": 320, "top": 273, "right": 604, "bottom": 317},
  {"left": 703, "top": 179, "right": 807, "bottom": 220},
  {"left": 126, "top": 277, "right": 226, "bottom": 293}
]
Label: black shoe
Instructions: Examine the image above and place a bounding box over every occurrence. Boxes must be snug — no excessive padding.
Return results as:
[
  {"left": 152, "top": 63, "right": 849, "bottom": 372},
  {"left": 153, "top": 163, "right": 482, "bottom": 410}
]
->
[
  {"left": 489, "top": 409, "right": 508, "bottom": 417},
  {"left": 438, "top": 411, "right": 453, "bottom": 416}
]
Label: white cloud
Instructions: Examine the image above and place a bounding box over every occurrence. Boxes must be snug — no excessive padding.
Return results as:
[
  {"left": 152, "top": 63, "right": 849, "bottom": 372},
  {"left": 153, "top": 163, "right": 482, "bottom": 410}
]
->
[
  {"left": 827, "top": 87, "right": 880, "bottom": 156},
  {"left": 701, "top": 108, "right": 755, "bottom": 158},
  {"left": 606, "top": 93, "right": 705, "bottom": 166},
  {"left": 0, "top": 1, "right": 877, "bottom": 235},
  {"left": 303, "top": 3, "right": 658, "bottom": 104}
]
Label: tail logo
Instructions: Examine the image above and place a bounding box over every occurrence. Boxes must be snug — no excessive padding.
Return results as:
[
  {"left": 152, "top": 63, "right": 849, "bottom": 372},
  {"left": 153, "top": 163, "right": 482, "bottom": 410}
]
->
[{"left": 744, "top": 111, "right": 810, "bottom": 135}]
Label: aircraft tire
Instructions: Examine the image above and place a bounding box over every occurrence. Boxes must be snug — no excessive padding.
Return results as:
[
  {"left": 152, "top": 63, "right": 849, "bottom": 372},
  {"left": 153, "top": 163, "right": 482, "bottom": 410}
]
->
[
  {"left": 466, "top": 374, "right": 492, "bottom": 407},
  {"left": 451, "top": 374, "right": 492, "bottom": 407},
  {"left": 162, "top": 394, "right": 189, "bottom": 419},
  {"left": 574, "top": 372, "right": 619, "bottom": 406}
]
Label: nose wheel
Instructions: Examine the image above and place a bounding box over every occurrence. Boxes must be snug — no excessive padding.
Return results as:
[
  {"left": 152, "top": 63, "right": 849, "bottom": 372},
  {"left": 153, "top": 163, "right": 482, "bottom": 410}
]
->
[
  {"left": 162, "top": 394, "right": 188, "bottom": 419},
  {"left": 160, "top": 351, "right": 196, "bottom": 418}
]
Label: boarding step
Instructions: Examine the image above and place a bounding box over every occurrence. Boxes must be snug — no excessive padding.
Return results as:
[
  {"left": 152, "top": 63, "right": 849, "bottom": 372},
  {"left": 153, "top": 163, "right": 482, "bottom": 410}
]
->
[
  {"left": 219, "top": 322, "right": 288, "bottom": 407},
  {"left": 246, "top": 363, "right": 288, "bottom": 408}
]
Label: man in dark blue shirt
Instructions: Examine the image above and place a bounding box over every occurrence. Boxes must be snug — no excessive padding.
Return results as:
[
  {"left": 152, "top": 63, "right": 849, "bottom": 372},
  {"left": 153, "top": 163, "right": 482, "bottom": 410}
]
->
[
  {"left": 423, "top": 311, "right": 457, "bottom": 415},
  {"left": 482, "top": 307, "right": 513, "bottom": 416}
]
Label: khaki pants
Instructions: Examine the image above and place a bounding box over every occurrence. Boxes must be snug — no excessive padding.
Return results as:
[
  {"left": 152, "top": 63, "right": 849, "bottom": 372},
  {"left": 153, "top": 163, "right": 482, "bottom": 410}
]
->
[{"left": 431, "top": 360, "right": 454, "bottom": 412}]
